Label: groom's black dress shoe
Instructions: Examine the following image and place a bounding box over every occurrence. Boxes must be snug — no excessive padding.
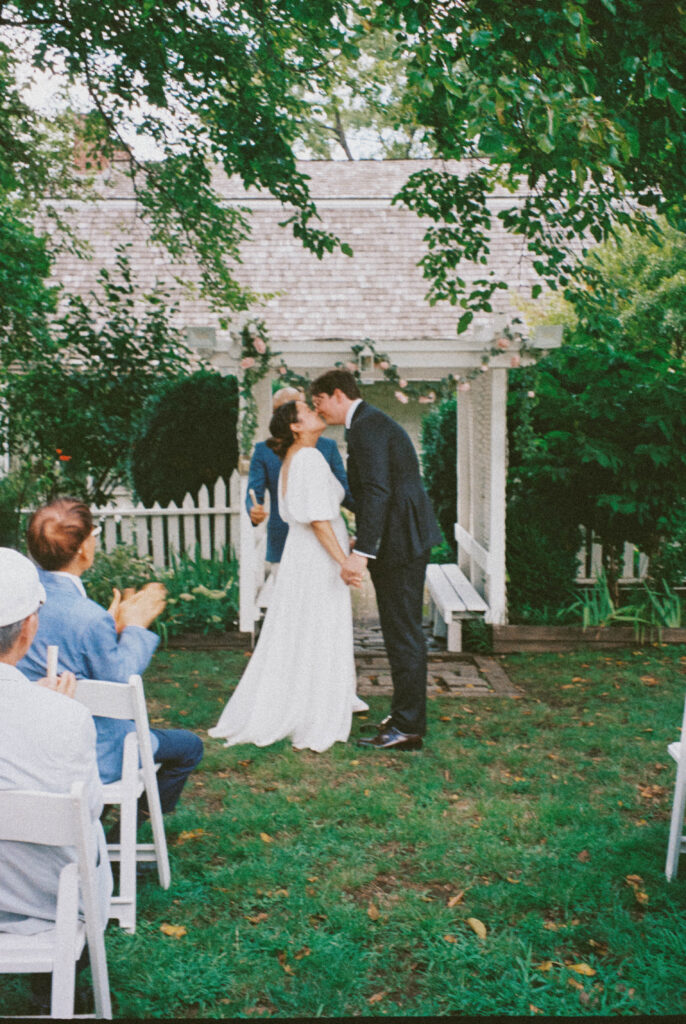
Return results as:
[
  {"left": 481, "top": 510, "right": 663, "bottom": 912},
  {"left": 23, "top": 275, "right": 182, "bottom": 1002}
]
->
[{"left": 358, "top": 725, "right": 423, "bottom": 751}]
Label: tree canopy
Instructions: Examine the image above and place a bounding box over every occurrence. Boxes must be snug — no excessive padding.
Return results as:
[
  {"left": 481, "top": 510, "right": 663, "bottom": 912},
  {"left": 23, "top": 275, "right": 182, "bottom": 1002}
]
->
[{"left": 1, "top": 0, "right": 686, "bottom": 342}]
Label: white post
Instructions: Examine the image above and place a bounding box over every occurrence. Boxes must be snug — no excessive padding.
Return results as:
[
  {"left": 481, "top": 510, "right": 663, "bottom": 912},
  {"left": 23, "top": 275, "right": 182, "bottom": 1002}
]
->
[
  {"left": 486, "top": 367, "right": 507, "bottom": 624},
  {"left": 238, "top": 471, "right": 257, "bottom": 639}
]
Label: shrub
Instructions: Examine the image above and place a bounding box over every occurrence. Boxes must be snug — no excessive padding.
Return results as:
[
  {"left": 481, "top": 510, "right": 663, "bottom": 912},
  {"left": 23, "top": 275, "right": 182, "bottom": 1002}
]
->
[
  {"left": 131, "top": 370, "right": 239, "bottom": 506},
  {"left": 82, "top": 543, "right": 239, "bottom": 637},
  {"left": 420, "top": 396, "right": 457, "bottom": 557}
]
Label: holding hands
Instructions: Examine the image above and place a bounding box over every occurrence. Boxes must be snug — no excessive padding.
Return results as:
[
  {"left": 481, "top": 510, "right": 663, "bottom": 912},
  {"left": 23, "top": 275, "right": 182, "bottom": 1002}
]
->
[
  {"left": 340, "top": 550, "right": 367, "bottom": 588},
  {"left": 38, "top": 670, "right": 77, "bottom": 699},
  {"left": 108, "top": 581, "right": 167, "bottom": 632}
]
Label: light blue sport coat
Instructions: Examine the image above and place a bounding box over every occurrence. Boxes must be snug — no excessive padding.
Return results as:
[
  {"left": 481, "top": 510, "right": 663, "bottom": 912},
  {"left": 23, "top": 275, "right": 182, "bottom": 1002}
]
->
[{"left": 18, "top": 569, "right": 160, "bottom": 784}]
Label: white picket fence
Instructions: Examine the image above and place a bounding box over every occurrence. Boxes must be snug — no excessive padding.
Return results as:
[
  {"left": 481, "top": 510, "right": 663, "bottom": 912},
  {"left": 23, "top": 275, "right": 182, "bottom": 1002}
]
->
[
  {"left": 90, "top": 474, "right": 242, "bottom": 568},
  {"left": 576, "top": 527, "right": 649, "bottom": 584}
]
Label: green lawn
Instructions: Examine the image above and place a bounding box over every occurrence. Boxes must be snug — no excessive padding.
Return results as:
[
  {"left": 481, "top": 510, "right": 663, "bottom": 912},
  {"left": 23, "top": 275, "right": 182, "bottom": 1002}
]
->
[{"left": 3, "top": 643, "right": 686, "bottom": 1017}]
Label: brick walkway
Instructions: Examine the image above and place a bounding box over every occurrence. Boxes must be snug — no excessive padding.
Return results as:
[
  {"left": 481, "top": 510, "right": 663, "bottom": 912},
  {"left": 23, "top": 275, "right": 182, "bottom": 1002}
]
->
[{"left": 354, "top": 622, "right": 518, "bottom": 699}]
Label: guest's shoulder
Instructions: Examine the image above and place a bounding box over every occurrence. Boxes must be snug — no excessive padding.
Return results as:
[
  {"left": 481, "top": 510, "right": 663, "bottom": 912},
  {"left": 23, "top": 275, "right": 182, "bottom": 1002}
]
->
[{"left": 316, "top": 436, "right": 338, "bottom": 455}]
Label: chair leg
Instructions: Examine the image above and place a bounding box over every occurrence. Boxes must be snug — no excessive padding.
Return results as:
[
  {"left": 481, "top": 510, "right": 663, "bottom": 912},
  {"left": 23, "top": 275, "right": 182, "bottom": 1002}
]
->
[
  {"left": 51, "top": 863, "right": 79, "bottom": 1018},
  {"left": 108, "top": 731, "right": 138, "bottom": 931},
  {"left": 666, "top": 759, "right": 686, "bottom": 881}
]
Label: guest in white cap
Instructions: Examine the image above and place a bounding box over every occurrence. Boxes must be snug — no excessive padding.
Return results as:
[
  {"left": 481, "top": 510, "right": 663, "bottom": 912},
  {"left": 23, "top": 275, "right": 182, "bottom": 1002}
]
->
[{"left": 0, "top": 547, "right": 111, "bottom": 938}]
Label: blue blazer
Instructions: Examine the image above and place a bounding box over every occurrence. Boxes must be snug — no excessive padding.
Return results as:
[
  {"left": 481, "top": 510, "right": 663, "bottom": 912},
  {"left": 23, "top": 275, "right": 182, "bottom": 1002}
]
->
[
  {"left": 246, "top": 436, "right": 354, "bottom": 563},
  {"left": 18, "top": 569, "right": 160, "bottom": 784}
]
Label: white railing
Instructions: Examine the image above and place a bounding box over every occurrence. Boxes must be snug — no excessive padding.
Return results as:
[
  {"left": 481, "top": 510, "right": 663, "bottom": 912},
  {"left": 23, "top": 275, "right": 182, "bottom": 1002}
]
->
[{"left": 86, "top": 474, "right": 242, "bottom": 569}]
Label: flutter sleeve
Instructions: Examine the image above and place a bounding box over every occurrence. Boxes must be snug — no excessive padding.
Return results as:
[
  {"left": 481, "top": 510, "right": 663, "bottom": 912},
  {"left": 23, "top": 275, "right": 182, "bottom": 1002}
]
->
[{"left": 286, "top": 447, "right": 341, "bottom": 524}]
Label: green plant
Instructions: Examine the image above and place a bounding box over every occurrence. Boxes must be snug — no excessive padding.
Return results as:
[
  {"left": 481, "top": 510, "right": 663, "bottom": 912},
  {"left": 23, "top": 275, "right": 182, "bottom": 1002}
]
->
[
  {"left": 642, "top": 580, "right": 683, "bottom": 630},
  {"left": 82, "top": 544, "right": 160, "bottom": 608},
  {"left": 421, "top": 397, "right": 457, "bottom": 558},
  {"left": 160, "top": 547, "right": 239, "bottom": 638},
  {"left": 131, "top": 370, "right": 239, "bottom": 506}
]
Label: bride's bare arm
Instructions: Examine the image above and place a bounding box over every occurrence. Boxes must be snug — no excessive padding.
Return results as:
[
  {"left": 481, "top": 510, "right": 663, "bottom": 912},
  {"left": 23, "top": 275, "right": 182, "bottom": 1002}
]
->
[{"left": 311, "top": 520, "right": 362, "bottom": 586}]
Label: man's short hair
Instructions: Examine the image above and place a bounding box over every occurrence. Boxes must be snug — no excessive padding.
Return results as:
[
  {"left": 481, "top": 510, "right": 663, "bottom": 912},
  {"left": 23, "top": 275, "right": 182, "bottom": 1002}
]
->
[
  {"left": 0, "top": 619, "right": 25, "bottom": 656},
  {"left": 27, "top": 498, "right": 92, "bottom": 571},
  {"left": 311, "top": 369, "right": 361, "bottom": 399}
]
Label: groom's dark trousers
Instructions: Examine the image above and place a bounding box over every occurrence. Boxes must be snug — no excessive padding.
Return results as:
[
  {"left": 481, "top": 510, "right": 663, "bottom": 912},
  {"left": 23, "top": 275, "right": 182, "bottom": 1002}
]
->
[{"left": 346, "top": 401, "right": 442, "bottom": 737}]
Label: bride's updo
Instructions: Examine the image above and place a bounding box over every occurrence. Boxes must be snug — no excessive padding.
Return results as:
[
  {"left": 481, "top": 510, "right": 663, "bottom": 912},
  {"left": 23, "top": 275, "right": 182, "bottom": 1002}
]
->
[{"left": 266, "top": 401, "right": 299, "bottom": 459}]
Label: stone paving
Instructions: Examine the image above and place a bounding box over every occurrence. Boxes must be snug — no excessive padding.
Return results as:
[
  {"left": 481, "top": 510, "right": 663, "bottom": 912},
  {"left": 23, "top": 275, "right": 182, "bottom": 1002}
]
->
[{"left": 354, "top": 622, "right": 519, "bottom": 699}]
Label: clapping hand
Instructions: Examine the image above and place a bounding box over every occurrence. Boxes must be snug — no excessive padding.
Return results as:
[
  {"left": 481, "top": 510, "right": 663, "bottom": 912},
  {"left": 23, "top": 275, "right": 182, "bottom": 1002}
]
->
[{"left": 109, "top": 582, "right": 167, "bottom": 632}]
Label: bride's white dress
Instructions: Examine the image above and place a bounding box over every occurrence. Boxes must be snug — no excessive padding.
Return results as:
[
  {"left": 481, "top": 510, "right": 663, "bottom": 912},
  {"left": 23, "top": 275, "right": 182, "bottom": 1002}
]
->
[{"left": 209, "top": 446, "right": 358, "bottom": 752}]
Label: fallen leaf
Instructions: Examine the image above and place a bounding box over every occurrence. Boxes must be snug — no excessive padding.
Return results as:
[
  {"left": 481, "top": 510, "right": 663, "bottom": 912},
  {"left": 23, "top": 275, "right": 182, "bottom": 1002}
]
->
[
  {"left": 260, "top": 832, "right": 273, "bottom": 843},
  {"left": 237, "top": 759, "right": 252, "bottom": 766},
  {"left": 567, "top": 962, "right": 596, "bottom": 976},
  {"left": 640, "top": 675, "right": 659, "bottom": 686},
  {"left": 294, "top": 946, "right": 311, "bottom": 960},
  {"left": 506, "top": 875, "right": 521, "bottom": 884},
  {"left": 160, "top": 923, "right": 187, "bottom": 939},
  {"left": 368, "top": 992, "right": 386, "bottom": 1005},
  {"left": 440, "top": 715, "right": 452, "bottom": 722},
  {"left": 273, "top": 888, "right": 289, "bottom": 897},
  {"left": 443, "top": 934, "right": 457, "bottom": 943},
  {"left": 567, "top": 977, "right": 584, "bottom": 990},
  {"left": 529, "top": 1004, "right": 543, "bottom": 1014},
  {"left": 176, "top": 828, "right": 207, "bottom": 844},
  {"left": 367, "top": 903, "right": 380, "bottom": 921},
  {"left": 245, "top": 912, "right": 268, "bottom": 925},
  {"left": 447, "top": 891, "right": 465, "bottom": 907},
  {"left": 466, "top": 917, "right": 487, "bottom": 939},
  {"left": 536, "top": 961, "right": 553, "bottom": 972},
  {"left": 577, "top": 849, "right": 591, "bottom": 862},
  {"left": 277, "top": 951, "right": 293, "bottom": 975},
  {"left": 588, "top": 939, "right": 609, "bottom": 955}
]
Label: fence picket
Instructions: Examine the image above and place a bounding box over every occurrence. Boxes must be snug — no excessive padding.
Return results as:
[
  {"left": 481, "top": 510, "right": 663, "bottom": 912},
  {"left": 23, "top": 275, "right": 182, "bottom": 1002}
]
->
[
  {"left": 167, "top": 501, "right": 180, "bottom": 562},
  {"left": 197, "top": 485, "right": 211, "bottom": 559},
  {"left": 214, "top": 476, "right": 228, "bottom": 556},
  {"left": 182, "top": 492, "right": 196, "bottom": 557},
  {"left": 150, "top": 503, "right": 165, "bottom": 567}
]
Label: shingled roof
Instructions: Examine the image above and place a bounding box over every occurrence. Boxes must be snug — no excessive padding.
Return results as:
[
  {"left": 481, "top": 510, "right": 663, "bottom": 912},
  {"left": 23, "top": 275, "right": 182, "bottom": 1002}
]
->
[{"left": 43, "top": 159, "right": 546, "bottom": 377}]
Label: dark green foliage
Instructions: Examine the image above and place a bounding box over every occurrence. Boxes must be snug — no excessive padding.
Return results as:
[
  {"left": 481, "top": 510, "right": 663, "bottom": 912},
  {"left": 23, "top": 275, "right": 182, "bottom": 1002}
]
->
[
  {"left": 420, "top": 397, "right": 457, "bottom": 557},
  {"left": 132, "top": 371, "right": 239, "bottom": 507},
  {"left": 3, "top": 249, "right": 193, "bottom": 503}
]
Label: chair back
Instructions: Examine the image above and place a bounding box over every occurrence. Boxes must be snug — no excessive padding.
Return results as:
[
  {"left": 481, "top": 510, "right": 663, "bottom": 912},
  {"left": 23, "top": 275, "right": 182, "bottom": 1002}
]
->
[
  {"left": 0, "top": 782, "right": 112, "bottom": 1018},
  {"left": 74, "top": 674, "right": 157, "bottom": 768}
]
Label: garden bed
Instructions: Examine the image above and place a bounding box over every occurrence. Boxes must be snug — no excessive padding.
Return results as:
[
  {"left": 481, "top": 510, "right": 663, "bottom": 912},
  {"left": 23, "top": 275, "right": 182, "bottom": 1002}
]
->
[
  {"left": 493, "top": 624, "right": 686, "bottom": 653},
  {"left": 165, "top": 630, "right": 250, "bottom": 650}
]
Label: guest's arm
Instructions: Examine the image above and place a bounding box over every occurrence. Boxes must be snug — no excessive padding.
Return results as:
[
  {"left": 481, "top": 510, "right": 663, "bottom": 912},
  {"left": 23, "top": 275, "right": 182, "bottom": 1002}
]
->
[{"left": 246, "top": 446, "right": 268, "bottom": 525}]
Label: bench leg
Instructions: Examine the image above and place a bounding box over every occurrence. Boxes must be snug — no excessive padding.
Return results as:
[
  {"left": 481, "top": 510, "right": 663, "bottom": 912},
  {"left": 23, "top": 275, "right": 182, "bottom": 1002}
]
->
[{"left": 446, "top": 620, "right": 462, "bottom": 653}]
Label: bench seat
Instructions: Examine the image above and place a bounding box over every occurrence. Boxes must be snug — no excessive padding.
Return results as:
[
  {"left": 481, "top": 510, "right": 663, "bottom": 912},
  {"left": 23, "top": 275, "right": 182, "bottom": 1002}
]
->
[{"left": 425, "top": 563, "right": 488, "bottom": 652}]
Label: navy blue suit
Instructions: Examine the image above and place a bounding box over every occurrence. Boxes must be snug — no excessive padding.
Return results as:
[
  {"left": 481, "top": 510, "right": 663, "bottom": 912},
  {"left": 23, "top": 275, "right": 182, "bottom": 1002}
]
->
[
  {"left": 246, "top": 436, "right": 354, "bottom": 563},
  {"left": 347, "top": 402, "right": 441, "bottom": 736}
]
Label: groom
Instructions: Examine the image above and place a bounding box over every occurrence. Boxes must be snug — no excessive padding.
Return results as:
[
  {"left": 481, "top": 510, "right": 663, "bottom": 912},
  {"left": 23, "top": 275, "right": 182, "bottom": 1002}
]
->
[{"left": 311, "top": 370, "right": 442, "bottom": 751}]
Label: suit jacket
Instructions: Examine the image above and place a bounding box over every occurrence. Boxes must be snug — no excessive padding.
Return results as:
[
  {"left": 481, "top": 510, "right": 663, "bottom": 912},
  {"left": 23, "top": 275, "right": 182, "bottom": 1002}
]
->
[
  {"left": 18, "top": 569, "right": 159, "bottom": 784},
  {"left": 0, "top": 662, "right": 112, "bottom": 934},
  {"left": 347, "top": 402, "right": 442, "bottom": 565},
  {"left": 246, "top": 435, "right": 354, "bottom": 563}
]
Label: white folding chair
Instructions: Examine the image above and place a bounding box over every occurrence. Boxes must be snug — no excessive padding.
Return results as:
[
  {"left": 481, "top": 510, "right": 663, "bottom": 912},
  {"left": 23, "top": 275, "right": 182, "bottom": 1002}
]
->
[
  {"left": 0, "top": 781, "right": 112, "bottom": 1019},
  {"left": 665, "top": 692, "right": 686, "bottom": 881},
  {"left": 74, "top": 676, "right": 170, "bottom": 934}
]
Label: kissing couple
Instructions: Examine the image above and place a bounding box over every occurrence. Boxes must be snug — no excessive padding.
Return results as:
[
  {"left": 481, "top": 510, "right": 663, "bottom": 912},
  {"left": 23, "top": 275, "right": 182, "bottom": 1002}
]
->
[{"left": 209, "top": 369, "right": 442, "bottom": 753}]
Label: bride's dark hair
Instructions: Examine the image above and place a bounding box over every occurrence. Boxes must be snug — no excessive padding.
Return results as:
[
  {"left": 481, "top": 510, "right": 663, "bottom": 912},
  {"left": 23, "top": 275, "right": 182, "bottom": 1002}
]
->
[{"left": 266, "top": 401, "right": 299, "bottom": 459}]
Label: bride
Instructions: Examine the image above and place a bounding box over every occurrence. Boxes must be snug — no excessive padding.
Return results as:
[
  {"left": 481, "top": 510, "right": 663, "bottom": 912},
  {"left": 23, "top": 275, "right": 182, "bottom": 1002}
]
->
[{"left": 209, "top": 400, "right": 365, "bottom": 753}]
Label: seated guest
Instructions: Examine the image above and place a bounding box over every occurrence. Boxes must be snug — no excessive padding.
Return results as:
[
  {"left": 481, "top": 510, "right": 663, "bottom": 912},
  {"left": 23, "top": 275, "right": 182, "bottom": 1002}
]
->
[
  {"left": 19, "top": 497, "right": 203, "bottom": 815},
  {"left": 0, "top": 547, "right": 111, "bottom": 934}
]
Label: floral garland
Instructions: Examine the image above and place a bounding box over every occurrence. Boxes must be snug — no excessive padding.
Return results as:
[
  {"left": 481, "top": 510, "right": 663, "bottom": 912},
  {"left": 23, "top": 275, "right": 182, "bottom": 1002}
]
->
[{"left": 237, "top": 317, "right": 537, "bottom": 452}]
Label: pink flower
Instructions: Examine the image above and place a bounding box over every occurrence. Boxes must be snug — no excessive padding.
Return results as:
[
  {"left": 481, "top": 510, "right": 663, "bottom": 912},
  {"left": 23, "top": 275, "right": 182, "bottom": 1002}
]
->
[
  {"left": 398, "top": 378, "right": 408, "bottom": 389},
  {"left": 253, "top": 337, "right": 267, "bottom": 354},
  {"left": 345, "top": 361, "right": 357, "bottom": 373},
  {"left": 418, "top": 391, "right": 436, "bottom": 404},
  {"left": 394, "top": 390, "right": 409, "bottom": 404},
  {"left": 278, "top": 365, "right": 287, "bottom": 375},
  {"left": 527, "top": 390, "right": 536, "bottom": 398},
  {"left": 241, "top": 356, "right": 256, "bottom": 370},
  {"left": 457, "top": 381, "right": 471, "bottom": 392},
  {"left": 480, "top": 363, "right": 489, "bottom": 373},
  {"left": 510, "top": 353, "right": 521, "bottom": 368},
  {"left": 496, "top": 337, "right": 510, "bottom": 350},
  {"left": 378, "top": 360, "right": 390, "bottom": 370}
]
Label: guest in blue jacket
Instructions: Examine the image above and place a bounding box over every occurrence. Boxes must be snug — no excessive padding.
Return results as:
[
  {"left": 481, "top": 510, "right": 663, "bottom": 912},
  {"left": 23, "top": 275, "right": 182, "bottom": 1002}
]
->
[
  {"left": 247, "top": 386, "right": 355, "bottom": 566},
  {"left": 19, "top": 497, "right": 203, "bottom": 815}
]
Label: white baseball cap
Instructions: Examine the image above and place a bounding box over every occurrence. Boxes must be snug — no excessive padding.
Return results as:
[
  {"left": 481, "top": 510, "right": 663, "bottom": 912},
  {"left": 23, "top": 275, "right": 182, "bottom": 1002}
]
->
[{"left": 0, "top": 548, "right": 46, "bottom": 627}]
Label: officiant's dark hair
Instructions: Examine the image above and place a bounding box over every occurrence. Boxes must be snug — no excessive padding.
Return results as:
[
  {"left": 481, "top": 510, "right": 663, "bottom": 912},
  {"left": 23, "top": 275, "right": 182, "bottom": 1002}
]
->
[
  {"left": 266, "top": 401, "right": 299, "bottom": 459},
  {"left": 311, "top": 369, "right": 361, "bottom": 399}
]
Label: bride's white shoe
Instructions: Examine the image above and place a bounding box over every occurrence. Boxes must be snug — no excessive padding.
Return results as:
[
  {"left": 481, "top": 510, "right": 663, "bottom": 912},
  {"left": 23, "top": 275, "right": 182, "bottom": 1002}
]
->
[{"left": 352, "top": 695, "right": 369, "bottom": 713}]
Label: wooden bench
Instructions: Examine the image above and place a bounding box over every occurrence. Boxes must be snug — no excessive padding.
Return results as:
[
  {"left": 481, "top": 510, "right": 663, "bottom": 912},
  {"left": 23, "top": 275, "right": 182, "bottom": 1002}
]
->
[{"left": 425, "top": 563, "right": 488, "bottom": 652}]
